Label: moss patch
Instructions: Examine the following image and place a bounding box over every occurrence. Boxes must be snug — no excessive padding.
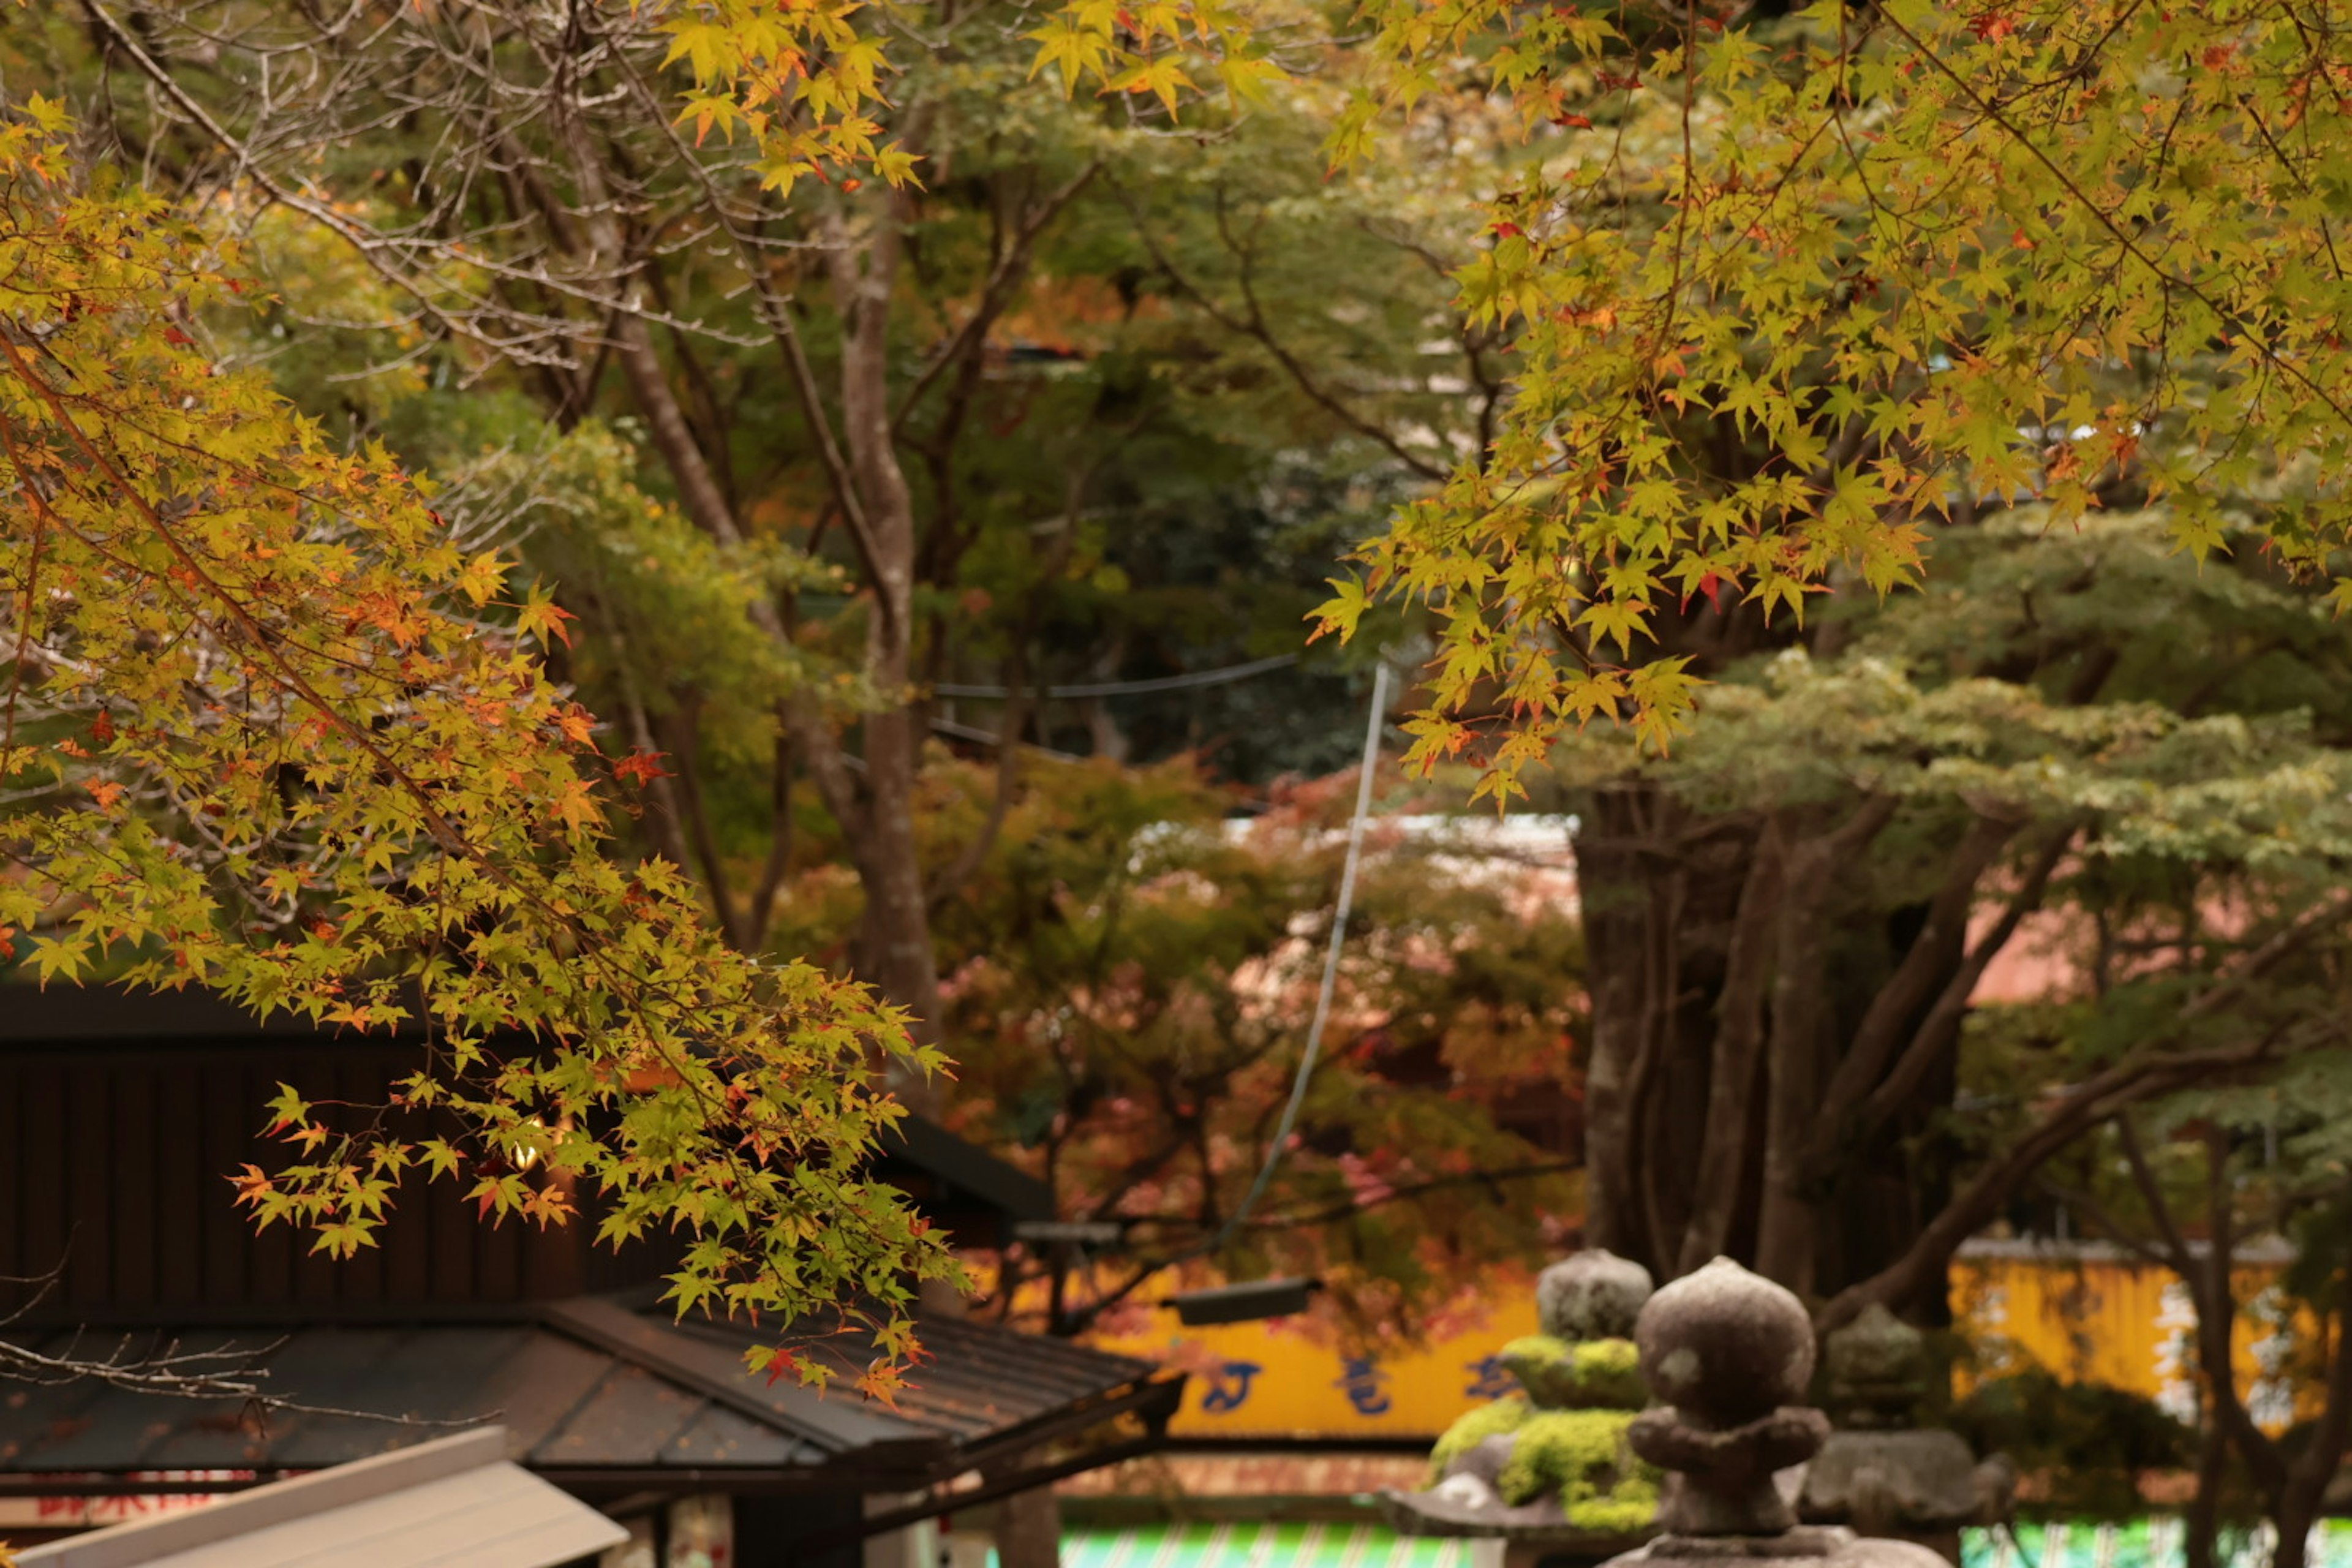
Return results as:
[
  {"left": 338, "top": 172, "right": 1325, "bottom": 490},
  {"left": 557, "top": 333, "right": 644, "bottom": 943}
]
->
[
  {"left": 1493, "top": 1407, "right": 1662, "bottom": 1529},
  {"left": 1572, "top": 1338, "right": 1640, "bottom": 1382},
  {"left": 1564, "top": 1476, "right": 1660, "bottom": 1533},
  {"left": 1500, "top": 1334, "right": 1646, "bottom": 1409},
  {"left": 1499, "top": 1335, "right": 1572, "bottom": 1369},
  {"left": 1427, "top": 1394, "right": 1531, "bottom": 1484}
]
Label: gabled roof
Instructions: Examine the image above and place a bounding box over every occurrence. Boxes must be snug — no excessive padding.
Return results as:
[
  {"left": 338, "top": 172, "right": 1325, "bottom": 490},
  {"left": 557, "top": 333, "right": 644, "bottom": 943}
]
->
[
  {"left": 0, "top": 1294, "right": 1177, "bottom": 1494},
  {"left": 14, "top": 1427, "right": 622, "bottom": 1568}
]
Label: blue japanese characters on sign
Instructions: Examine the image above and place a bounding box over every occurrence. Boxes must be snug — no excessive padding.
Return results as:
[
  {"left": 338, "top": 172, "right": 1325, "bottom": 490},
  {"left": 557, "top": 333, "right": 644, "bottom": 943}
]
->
[
  {"left": 1462, "top": 1353, "right": 1519, "bottom": 1400},
  {"left": 1198, "top": 1360, "right": 1264, "bottom": 1414},
  {"left": 1334, "top": 1356, "right": 1393, "bottom": 1416}
]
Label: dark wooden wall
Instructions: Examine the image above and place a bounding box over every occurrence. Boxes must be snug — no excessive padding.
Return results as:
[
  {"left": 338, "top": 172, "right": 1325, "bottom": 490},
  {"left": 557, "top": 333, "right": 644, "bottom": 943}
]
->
[
  {"left": 0, "top": 1036, "right": 665, "bottom": 1319},
  {"left": 0, "top": 987, "right": 1033, "bottom": 1322}
]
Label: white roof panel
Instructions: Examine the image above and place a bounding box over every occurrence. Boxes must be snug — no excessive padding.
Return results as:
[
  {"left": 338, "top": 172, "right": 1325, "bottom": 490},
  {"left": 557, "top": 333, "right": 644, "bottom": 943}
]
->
[{"left": 18, "top": 1427, "right": 624, "bottom": 1568}]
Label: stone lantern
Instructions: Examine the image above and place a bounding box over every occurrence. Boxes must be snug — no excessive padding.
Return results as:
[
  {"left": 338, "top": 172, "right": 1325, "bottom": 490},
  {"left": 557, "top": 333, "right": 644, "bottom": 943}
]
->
[
  {"left": 1597, "top": 1258, "right": 1951, "bottom": 1568},
  {"left": 1796, "top": 1302, "right": 2016, "bottom": 1561},
  {"left": 1385, "top": 1250, "right": 1664, "bottom": 1561}
]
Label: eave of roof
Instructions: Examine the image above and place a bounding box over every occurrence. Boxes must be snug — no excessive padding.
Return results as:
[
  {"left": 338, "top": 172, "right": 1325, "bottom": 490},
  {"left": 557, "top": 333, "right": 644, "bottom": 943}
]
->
[
  {"left": 0, "top": 1295, "right": 1175, "bottom": 1494},
  {"left": 877, "top": 1114, "right": 1052, "bottom": 1224}
]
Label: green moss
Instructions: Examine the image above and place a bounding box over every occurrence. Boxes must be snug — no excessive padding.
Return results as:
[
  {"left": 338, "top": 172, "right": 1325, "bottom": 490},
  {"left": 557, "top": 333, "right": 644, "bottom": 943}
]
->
[
  {"left": 1427, "top": 1395, "right": 1532, "bottom": 1485},
  {"left": 1497, "top": 1408, "right": 1632, "bottom": 1506},
  {"left": 1564, "top": 1476, "right": 1660, "bottom": 1534},
  {"left": 1492, "top": 1408, "right": 1662, "bottom": 1529},
  {"left": 1501, "top": 1333, "right": 1572, "bottom": 1366},
  {"left": 1570, "top": 1338, "right": 1640, "bottom": 1381},
  {"left": 1500, "top": 1335, "right": 1646, "bottom": 1409}
]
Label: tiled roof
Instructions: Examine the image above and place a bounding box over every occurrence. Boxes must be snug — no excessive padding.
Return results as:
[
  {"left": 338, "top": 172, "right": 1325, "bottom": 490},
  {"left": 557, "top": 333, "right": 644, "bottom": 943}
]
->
[{"left": 0, "top": 1295, "right": 1175, "bottom": 1491}]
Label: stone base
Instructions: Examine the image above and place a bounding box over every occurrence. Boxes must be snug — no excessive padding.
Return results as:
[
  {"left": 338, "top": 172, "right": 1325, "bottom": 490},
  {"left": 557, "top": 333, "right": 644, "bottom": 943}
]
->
[
  {"left": 1797, "top": 1429, "right": 1981, "bottom": 1535},
  {"left": 1381, "top": 1488, "right": 1652, "bottom": 1553},
  {"left": 1509, "top": 1544, "right": 1623, "bottom": 1568},
  {"left": 1598, "top": 1526, "right": 1953, "bottom": 1568}
]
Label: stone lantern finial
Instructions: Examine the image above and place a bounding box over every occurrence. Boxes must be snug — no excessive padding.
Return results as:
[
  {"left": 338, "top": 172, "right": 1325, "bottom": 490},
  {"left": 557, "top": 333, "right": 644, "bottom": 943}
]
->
[
  {"left": 1625, "top": 1256, "right": 1829, "bottom": 1536},
  {"left": 1537, "top": 1249, "right": 1654, "bottom": 1343}
]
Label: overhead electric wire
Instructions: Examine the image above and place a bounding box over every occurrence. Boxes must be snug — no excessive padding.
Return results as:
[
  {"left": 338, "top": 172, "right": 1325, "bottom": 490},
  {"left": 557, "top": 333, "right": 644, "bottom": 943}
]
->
[
  {"left": 933, "top": 652, "right": 1300, "bottom": 700},
  {"left": 929, "top": 715, "right": 1083, "bottom": 761}
]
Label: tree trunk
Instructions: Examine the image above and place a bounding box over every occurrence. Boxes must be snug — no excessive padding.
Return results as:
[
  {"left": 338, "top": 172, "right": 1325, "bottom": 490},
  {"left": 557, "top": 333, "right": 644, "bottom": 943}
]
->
[
  {"left": 1573, "top": 785, "right": 1765, "bottom": 1280},
  {"left": 1575, "top": 783, "right": 1974, "bottom": 1308},
  {"left": 2184, "top": 1414, "right": 2228, "bottom": 1568},
  {"left": 1575, "top": 787, "right": 1669, "bottom": 1270},
  {"left": 2270, "top": 1502, "right": 2315, "bottom": 1568},
  {"left": 821, "top": 195, "right": 944, "bottom": 1062},
  {"left": 2269, "top": 1295, "right": 2352, "bottom": 1568},
  {"left": 854, "top": 707, "right": 944, "bottom": 1052},
  {"left": 1754, "top": 839, "right": 1836, "bottom": 1297}
]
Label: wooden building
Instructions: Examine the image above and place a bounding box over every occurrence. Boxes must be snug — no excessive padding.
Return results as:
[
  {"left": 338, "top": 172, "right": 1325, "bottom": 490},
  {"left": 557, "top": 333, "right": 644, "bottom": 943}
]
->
[{"left": 0, "top": 988, "right": 1181, "bottom": 1564}]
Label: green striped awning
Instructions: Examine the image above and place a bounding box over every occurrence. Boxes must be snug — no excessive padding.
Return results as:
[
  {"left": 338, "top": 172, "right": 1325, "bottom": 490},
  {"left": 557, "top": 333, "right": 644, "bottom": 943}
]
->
[
  {"left": 1060, "top": 1519, "right": 2352, "bottom": 1568},
  {"left": 1062, "top": 1523, "right": 1490, "bottom": 1568},
  {"left": 1962, "top": 1520, "right": 2352, "bottom": 1568}
]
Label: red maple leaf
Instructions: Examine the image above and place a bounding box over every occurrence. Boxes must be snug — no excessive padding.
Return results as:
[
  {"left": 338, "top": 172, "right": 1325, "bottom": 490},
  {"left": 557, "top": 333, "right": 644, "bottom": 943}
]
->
[{"left": 613, "top": 749, "right": 673, "bottom": 787}]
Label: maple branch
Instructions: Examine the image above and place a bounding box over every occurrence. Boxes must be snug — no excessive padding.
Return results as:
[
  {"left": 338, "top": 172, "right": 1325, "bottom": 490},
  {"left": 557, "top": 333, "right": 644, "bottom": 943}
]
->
[
  {"left": 598, "top": 41, "right": 890, "bottom": 598},
  {"left": 1246, "top": 1160, "right": 1583, "bottom": 1231},
  {"left": 2118, "top": 1115, "right": 2287, "bottom": 1496},
  {"left": 2029, "top": 1170, "right": 2174, "bottom": 1268},
  {"left": 0, "top": 420, "right": 51, "bottom": 764},
  {"left": 0, "top": 331, "right": 925, "bottom": 1314},
  {"left": 1871, "top": 4, "right": 2352, "bottom": 441},
  {"left": 0, "top": 333, "right": 466, "bottom": 858},
  {"left": 1817, "top": 870, "right": 2352, "bottom": 1330}
]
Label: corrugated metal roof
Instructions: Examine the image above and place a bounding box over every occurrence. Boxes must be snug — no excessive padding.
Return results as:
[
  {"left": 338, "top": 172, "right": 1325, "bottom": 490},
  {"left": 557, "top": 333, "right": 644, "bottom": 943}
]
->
[
  {"left": 0, "top": 1295, "right": 1167, "bottom": 1488},
  {"left": 13, "top": 1427, "right": 623, "bottom": 1568}
]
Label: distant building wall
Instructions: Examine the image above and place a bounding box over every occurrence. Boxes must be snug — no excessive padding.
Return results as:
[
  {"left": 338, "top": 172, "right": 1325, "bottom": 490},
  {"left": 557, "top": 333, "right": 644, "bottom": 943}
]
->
[{"left": 1081, "top": 1245, "right": 2308, "bottom": 1441}]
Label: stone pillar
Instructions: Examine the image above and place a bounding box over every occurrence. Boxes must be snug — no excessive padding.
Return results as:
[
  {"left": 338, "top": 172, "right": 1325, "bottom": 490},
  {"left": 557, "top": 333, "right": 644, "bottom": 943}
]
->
[{"left": 994, "top": 1484, "right": 1061, "bottom": 1568}]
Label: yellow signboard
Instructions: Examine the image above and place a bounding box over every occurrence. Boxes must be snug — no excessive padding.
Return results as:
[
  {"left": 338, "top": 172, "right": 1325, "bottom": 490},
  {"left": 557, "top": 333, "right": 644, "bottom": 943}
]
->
[
  {"left": 1080, "top": 1251, "right": 2307, "bottom": 1441},
  {"left": 1090, "top": 1300, "right": 1544, "bottom": 1439},
  {"left": 1952, "top": 1250, "right": 2313, "bottom": 1431}
]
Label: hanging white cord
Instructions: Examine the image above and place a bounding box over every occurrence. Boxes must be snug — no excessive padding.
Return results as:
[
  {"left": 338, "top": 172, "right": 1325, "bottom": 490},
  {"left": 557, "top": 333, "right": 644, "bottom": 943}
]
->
[{"left": 1200, "top": 657, "right": 1393, "bottom": 1257}]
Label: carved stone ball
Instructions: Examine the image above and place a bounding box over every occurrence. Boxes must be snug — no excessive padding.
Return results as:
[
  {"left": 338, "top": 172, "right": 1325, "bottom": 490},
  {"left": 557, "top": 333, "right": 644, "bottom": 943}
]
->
[
  {"left": 1638, "top": 1256, "right": 1817, "bottom": 1428},
  {"left": 1539, "top": 1249, "right": 1657, "bottom": 1342}
]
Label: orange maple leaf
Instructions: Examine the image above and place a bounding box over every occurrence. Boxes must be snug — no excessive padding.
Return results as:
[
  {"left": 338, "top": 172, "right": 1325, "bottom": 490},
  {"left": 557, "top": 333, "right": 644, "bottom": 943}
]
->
[{"left": 612, "top": 749, "right": 673, "bottom": 786}]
